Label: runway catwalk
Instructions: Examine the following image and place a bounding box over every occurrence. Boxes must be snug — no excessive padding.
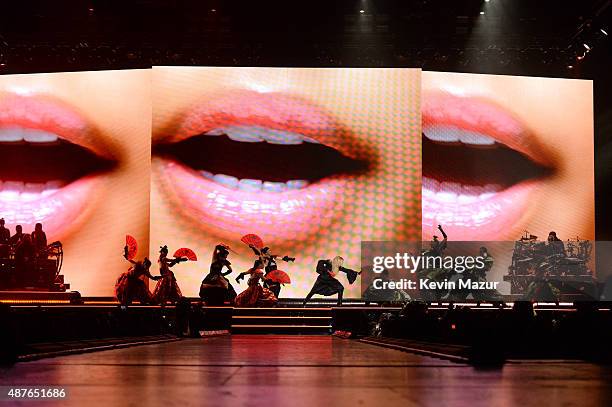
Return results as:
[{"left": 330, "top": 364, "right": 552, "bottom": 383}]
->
[{"left": 1, "top": 336, "right": 611, "bottom": 406}]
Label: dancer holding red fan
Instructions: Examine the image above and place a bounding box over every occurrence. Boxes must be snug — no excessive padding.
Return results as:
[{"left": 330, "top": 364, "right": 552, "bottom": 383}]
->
[
  {"left": 152, "top": 245, "right": 192, "bottom": 304},
  {"left": 241, "top": 234, "right": 295, "bottom": 298},
  {"left": 199, "top": 243, "right": 238, "bottom": 305},
  {"left": 115, "top": 240, "right": 160, "bottom": 306},
  {"left": 234, "top": 259, "right": 278, "bottom": 307}
]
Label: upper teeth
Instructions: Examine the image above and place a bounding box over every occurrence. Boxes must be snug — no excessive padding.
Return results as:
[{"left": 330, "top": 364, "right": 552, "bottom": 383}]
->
[
  {"left": 423, "top": 125, "right": 495, "bottom": 146},
  {"left": 0, "top": 127, "right": 60, "bottom": 144},
  {"left": 204, "top": 126, "right": 320, "bottom": 145},
  {"left": 200, "top": 171, "right": 309, "bottom": 192},
  {"left": 0, "top": 180, "right": 65, "bottom": 202}
]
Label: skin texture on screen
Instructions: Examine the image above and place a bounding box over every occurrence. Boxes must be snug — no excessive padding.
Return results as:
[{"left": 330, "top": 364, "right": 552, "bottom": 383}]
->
[
  {"left": 0, "top": 70, "right": 151, "bottom": 295},
  {"left": 150, "top": 67, "right": 422, "bottom": 298},
  {"left": 422, "top": 71, "right": 594, "bottom": 243}
]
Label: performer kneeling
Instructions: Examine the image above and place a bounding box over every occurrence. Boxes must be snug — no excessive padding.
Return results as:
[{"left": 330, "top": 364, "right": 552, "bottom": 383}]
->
[
  {"left": 115, "top": 246, "right": 160, "bottom": 306},
  {"left": 234, "top": 261, "right": 278, "bottom": 307},
  {"left": 152, "top": 245, "right": 186, "bottom": 304},
  {"left": 200, "top": 244, "right": 237, "bottom": 305},
  {"left": 303, "top": 256, "right": 360, "bottom": 306}
]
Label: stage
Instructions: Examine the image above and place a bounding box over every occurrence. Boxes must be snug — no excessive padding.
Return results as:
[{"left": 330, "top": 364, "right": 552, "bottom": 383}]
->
[{"left": 2, "top": 335, "right": 611, "bottom": 406}]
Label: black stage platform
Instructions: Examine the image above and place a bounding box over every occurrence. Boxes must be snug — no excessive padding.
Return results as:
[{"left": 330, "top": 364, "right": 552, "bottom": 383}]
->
[{"left": 2, "top": 293, "right": 611, "bottom": 365}]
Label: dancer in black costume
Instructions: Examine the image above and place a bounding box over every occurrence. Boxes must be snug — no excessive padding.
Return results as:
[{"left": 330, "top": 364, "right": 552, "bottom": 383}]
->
[
  {"left": 303, "top": 256, "right": 360, "bottom": 306},
  {"left": 152, "top": 245, "right": 186, "bottom": 304},
  {"left": 248, "top": 244, "right": 295, "bottom": 298},
  {"left": 115, "top": 246, "right": 160, "bottom": 305},
  {"left": 200, "top": 244, "right": 237, "bottom": 305}
]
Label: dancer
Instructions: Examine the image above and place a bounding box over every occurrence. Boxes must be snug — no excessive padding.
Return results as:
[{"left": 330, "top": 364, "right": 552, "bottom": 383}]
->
[
  {"left": 234, "top": 261, "right": 278, "bottom": 307},
  {"left": 248, "top": 244, "right": 295, "bottom": 298},
  {"left": 303, "top": 256, "right": 360, "bottom": 306},
  {"left": 199, "top": 244, "right": 237, "bottom": 305},
  {"left": 152, "top": 245, "right": 186, "bottom": 304},
  {"left": 445, "top": 246, "right": 502, "bottom": 302},
  {"left": 427, "top": 224, "right": 448, "bottom": 257},
  {"left": 115, "top": 246, "right": 160, "bottom": 306}
]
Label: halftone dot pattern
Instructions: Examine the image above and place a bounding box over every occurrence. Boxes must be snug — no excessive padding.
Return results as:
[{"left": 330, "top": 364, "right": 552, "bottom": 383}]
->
[
  {"left": 151, "top": 67, "right": 421, "bottom": 298},
  {"left": 421, "top": 71, "right": 594, "bottom": 243}
]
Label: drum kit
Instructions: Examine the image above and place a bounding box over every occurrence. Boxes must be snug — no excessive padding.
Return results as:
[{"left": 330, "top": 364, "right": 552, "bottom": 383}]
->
[
  {"left": 0, "top": 241, "right": 67, "bottom": 291},
  {"left": 504, "top": 231, "right": 594, "bottom": 295}
]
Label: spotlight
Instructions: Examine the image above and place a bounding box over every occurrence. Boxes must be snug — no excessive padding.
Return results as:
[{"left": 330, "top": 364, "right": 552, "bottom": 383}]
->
[
  {"left": 480, "top": 11, "right": 485, "bottom": 15},
  {"left": 485, "top": 0, "right": 490, "bottom": 2},
  {"left": 601, "top": 28, "right": 608, "bottom": 36},
  {"left": 359, "top": 9, "right": 365, "bottom": 14},
  {"left": 568, "top": 65, "right": 574, "bottom": 69},
  {"left": 583, "top": 43, "right": 591, "bottom": 50}
]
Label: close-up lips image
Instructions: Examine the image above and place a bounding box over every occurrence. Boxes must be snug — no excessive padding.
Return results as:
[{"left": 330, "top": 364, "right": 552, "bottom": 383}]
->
[
  {"left": 422, "top": 91, "right": 555, "bottom": 240},
  {"left": 153, "top": 90, "right": 370, "bottom": 244},
  {"left": 0, "top": 94, "right": 116, "bottom": 239}
]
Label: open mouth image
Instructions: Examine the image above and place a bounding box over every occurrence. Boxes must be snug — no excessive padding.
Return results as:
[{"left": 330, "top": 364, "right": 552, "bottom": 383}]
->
[
  {"left": 153, "top": 90, "right": 369, "bottom": 244},
  {"left": 0, "top": 95, "right": 116, "bottom": 239},
  {"left": 422, "top": 91, "right": 555, "bottom": 240},
  {"left": 150, "top": 67, "right": 421, "bottom": 297}
]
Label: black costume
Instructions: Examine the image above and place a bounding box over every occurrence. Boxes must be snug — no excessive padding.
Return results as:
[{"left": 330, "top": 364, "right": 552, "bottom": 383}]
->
[
  {"left": 31, "top": 230, "right": 47, "bottom": 253},
  {"left": 427, "top": 225, "right": 448, "bottom": 257},
  {"left": 200, "top": 244, "right": 237, "bottom": 305},
  {"left": 249, "top": 245, "right": 294, "bottom": 299},
  {"left": 0, "top": 219, "right": 10, "bottom": 245},
  {"left": 9, "top": 228, "right": 24, "bottom": 246},
  {"left": 0, "top": 219, "right": 10, "bottom": 258},
  {"left": 303, "top": 258, "right": 359, "bottom": 305}
]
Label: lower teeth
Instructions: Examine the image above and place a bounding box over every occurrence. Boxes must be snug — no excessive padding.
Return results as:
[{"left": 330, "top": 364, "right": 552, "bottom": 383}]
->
[{"left": 201, "top": 171, "right": 309, "bottom": 192}]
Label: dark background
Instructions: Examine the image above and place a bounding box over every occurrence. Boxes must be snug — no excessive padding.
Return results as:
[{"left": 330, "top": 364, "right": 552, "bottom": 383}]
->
[{"left": 1, "top": 0, "right": 610, "bottom": 238}]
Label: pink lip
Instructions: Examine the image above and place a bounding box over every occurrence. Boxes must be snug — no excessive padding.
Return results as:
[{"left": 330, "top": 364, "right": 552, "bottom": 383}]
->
[
  {"left": 155, "top": 90, "right": 359, "bottom": 244},
  {"left": 0, "top": 94, "right": 112, "bottom": 159},
  {"left": 422, "top": 92, "right": 550, "bottom": 240},
  {"left": 162, "top": 89, "right": 365, "bottom": 160},
  {"left": 155, "top": 157, "right": 345, "bottom": 245},
  {"left": 423, "top": 92, "right": 552, "bottom": 167},
  {"left": 0, "top": 94, "right": 110, "bottom": 240},
  {"left": 423, "top": 180, "right": 538, "bottom": 240},
  {"left": 0, "top": 176, "right": 101, "bottom": 241}
]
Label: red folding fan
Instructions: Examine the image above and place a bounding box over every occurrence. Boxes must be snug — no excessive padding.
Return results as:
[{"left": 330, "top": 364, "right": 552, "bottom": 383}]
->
[
  {"left": 173, "top": 247, "right": 197, "bottom": 261},
  {"left": 125, "top": 234, "right": 138, "bottom": 260},
  {"left": 241, "top": 234, "right": 264, "bottom": 249}
]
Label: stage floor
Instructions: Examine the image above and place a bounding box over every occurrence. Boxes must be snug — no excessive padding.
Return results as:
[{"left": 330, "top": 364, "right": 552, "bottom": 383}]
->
[{"left": 1, "top": 336, "right": 611, "bottom": 406}]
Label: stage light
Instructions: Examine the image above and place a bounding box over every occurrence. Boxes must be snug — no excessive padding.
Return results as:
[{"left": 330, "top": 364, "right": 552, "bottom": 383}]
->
[
  {"left": 359, "top": 9, "right": 365, "bottom": 14},
  {"left": 601, "top": 28, "right": 608, "bottom": 36},
  {"left": 567, "top": 65, "right": 574, "bottom": 69},
  {"left": 583, "top": 43, "right": 591, "bottom": 50},
  {"left": 485, "top": 0, "right": 490, "bottom": 2},
  {"left": 211, "top": 9, "right": 216, "bottom": 12},
  {"left": 480, "top": 11, "right": 485, "bottom": 15}
]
